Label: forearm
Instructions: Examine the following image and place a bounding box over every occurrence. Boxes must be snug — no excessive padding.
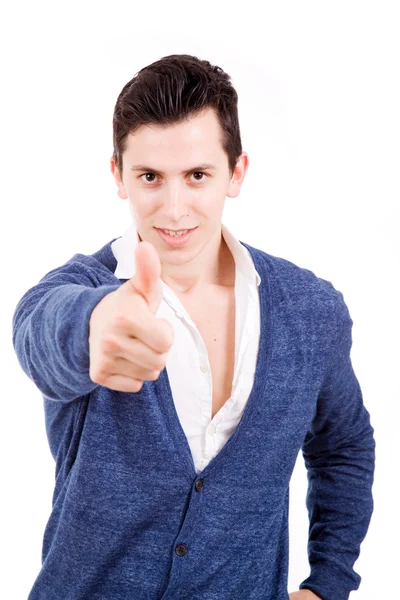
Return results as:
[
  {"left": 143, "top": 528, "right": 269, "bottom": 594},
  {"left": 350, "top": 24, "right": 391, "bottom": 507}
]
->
[
  {"left": 299, "top": 293, "right": 376, "bottom": 600},
  {"left": 12, "top": 279, "right": 120, "bottom": 403},
  {"left": 299, "top": 422, "right": 375, "bottom": 600}
]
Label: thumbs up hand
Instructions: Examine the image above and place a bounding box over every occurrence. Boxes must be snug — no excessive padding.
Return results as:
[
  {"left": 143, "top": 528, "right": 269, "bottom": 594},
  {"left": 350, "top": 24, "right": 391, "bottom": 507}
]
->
[{"left": 88, "top": 241, "right": 175, "bottom": 392}]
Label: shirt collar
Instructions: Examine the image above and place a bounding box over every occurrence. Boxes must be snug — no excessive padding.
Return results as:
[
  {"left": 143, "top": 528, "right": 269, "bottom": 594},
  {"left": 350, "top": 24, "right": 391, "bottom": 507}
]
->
[{"left": 111, "top": 221, "right": 261, "bottom": 287}]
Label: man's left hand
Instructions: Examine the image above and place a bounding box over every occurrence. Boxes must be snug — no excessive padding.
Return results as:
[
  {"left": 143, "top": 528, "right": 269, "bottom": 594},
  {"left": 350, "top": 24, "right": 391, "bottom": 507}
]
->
[{"left": 289, "top": 590, "right": 322, "bottom": 599}]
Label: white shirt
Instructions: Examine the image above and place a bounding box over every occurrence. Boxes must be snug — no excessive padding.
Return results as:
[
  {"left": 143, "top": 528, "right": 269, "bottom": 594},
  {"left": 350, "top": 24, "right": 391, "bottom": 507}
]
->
[{"left": 111, "top": 222, "right": 261, "bottom": 474}]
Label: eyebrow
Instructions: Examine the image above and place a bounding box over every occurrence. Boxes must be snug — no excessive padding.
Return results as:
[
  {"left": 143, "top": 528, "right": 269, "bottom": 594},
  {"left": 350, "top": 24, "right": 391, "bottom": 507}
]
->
[{"left": 129, "top": 163, "right": 218, "bottom": 174}]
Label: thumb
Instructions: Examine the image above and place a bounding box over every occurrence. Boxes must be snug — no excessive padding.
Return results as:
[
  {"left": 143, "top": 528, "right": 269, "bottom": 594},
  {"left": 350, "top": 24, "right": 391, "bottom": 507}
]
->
[{"left": 128, "top": 240, "right": 163, "bottom": 315}]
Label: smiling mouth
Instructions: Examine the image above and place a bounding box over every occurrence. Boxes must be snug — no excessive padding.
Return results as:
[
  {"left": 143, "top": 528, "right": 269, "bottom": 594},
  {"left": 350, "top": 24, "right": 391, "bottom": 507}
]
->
[
  {"left": 155, "top": 227, "right": 197, "bottom": 232},
  {"left": 155, "top": 226, "right": 198, "bottom": 244}
]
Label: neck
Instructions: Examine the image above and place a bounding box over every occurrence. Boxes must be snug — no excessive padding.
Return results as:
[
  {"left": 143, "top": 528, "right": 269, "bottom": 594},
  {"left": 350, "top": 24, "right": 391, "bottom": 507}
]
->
[{"left": 160, "top": 229, "right": 235, "bottom": 295}]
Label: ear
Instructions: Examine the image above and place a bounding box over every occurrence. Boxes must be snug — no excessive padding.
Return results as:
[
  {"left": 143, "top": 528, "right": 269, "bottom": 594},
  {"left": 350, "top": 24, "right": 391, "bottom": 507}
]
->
[
  {"left": 110, "top": 156, "right": 128, "bottom": 200},
  {"left": 226, "top": 152, "right": 249, "bottom": 199}
]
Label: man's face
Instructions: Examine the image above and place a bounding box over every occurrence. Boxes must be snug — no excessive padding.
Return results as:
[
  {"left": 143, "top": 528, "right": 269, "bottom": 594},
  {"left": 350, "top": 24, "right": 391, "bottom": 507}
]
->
[{"left": 111, "top": 107, "right": 248, "bottom": 267}]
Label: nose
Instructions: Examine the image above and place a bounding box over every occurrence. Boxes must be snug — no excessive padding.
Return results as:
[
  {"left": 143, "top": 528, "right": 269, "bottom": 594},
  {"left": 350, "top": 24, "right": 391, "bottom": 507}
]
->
[{"left": 162, "top": 185, "right": 190, "bottom": 221}]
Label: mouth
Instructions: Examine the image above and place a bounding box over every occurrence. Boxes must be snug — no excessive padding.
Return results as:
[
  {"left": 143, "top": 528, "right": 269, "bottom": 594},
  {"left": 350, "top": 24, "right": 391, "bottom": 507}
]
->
[{"left": 154, "top": 226, "right": 198, "bottom": 247}]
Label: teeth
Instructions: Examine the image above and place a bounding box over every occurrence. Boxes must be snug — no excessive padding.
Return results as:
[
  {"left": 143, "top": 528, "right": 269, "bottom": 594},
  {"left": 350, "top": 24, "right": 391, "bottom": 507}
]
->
[{"left": 162, "top": 229, "right": 189, "bottom": 237}]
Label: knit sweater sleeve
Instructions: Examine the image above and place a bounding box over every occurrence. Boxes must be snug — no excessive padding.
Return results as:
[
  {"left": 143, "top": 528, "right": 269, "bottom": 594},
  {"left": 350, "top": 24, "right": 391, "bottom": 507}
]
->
[
  {"left": 11, "top": 258, "right": 121, "bottom": 404},
  {"left": 298, "top": 292, "right": 376, "bottom": 600}
]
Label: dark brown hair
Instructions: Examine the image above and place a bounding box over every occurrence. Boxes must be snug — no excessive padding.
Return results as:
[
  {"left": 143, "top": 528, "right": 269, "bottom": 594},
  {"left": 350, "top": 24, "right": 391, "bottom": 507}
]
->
[{"left": 112, "top": 54, "right": 242, "bottom": 180}]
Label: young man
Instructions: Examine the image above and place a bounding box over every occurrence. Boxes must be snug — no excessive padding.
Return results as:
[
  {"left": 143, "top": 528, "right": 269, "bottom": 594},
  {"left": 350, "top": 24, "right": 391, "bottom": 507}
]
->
[{"left": 12, "top": 54, "right": 375, "bottom": 600}]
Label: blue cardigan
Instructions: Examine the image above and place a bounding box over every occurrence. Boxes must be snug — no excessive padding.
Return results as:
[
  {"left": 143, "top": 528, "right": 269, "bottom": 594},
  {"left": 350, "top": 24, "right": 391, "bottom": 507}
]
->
[{"left": 12, "top": 237, "right": 375, "bottom": 600}]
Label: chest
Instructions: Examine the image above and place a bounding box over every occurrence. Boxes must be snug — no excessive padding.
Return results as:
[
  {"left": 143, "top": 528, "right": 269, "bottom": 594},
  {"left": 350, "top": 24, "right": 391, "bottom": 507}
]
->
[{"left": 178, "top": 286, "right": 236, "bottom": 420}]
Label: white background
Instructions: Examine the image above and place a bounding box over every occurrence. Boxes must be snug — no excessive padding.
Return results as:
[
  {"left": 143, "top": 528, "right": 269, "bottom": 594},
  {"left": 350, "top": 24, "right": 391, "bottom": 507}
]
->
[{"left": 2, "top": 1, "right": 399, "bottom": 598}]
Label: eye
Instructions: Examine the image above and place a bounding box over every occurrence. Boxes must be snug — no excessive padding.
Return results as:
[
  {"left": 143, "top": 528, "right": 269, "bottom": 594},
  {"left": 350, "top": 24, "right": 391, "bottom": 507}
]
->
[
  {"left": 191, "top": 171, "right": 208, "bottom": 182},
  {"left": 140, "top": 173, "right": 157, "bottom": 184},
  {"left": 139, "top": 171, "right": 208, "bottom": 184}
]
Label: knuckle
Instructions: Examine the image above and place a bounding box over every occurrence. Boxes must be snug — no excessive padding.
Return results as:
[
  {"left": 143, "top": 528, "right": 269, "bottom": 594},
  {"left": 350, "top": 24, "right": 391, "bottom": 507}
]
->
[
  {"left": 89, "top": 368, "right": 98, "bottom": 383},
  {"left": 113, "top": 312, "right": 132, "bottom": 330},
  {"left": 99, "top": 374, "right": 109, "bottom": 386},
  {"left": 166, "top": 324, "right": 175, "bottom": 347},
  {"left": 96, "top": 360, "right": 113, "bottom": 381},
  {"left": 133, "top": 379, "right": 143, "bottom": 392},
  {"left": 164, "top": 334, "right": 174, "bottom": 352},
  {"left": 90, "top": 368, "right": 107, "bottom": 385},
  {"left": 147, "top": 370, "right": 161, "bottom": 381},
  {"left": 154, "top": 353, "right": 167, "bottom": 370},
  {"left": 102, "top": 335, "right": 120, "bottom": 353},
  {"left": 159, "top": 321, "right": 175, "bottom": 351},
  {"left": 99, "top": 357, "right": 113, "bottom": 374}
]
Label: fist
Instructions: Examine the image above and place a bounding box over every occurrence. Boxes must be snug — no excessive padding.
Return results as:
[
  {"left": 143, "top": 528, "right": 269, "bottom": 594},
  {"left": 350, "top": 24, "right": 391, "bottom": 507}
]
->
[{"left": 88, "top": 240, "right": 175, "bottom": 392}]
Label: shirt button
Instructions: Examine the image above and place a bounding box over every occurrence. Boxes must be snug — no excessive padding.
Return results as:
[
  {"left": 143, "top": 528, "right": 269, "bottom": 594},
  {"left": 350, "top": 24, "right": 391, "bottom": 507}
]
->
[
  {"left": 175, "top": 543, "right": 187, "bottom": 556},
  {"left": 195, "top": 479, "right": 204, "bottom": 492},
  {"left": 175, "top": 311, "right": 184, "bottom": 319},
  {"left": 200, "top": 364, "right": 210, "bottom": 373},
  {"left": 207, "top": 424, "right": 216, "bottom": 436}
]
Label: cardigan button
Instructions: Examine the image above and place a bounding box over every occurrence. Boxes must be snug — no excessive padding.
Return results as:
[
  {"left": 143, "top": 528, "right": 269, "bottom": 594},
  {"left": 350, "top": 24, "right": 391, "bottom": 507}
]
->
[
  {"left": 195, "top": 479, "right": 204, "bottom": 492},
  {"left": 175, "top": 543, "right": 187, "bottom": 556}
]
